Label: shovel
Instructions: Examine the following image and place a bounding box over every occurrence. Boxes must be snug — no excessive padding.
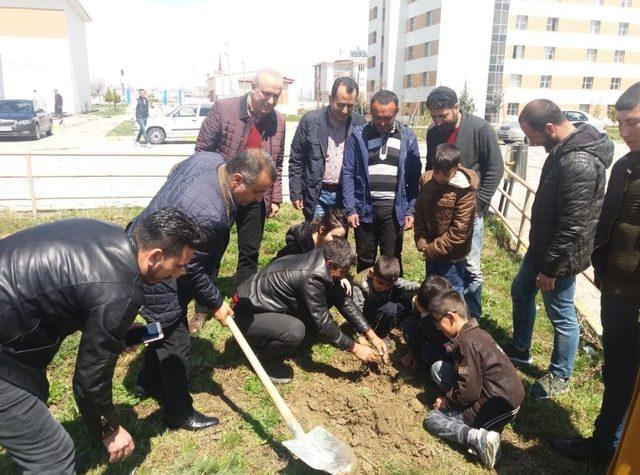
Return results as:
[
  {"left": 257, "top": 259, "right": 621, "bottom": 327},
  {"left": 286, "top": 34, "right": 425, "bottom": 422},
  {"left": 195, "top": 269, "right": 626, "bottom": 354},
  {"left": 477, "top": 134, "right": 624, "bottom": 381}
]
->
[{"left": 226, "top": 317, "right": 356, "bottom": 474}]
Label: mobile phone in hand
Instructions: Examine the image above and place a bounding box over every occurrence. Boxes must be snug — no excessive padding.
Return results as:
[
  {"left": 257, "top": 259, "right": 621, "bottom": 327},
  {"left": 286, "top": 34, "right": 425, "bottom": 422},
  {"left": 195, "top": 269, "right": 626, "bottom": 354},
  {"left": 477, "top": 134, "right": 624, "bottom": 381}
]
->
[{"left": 125, "top": 322, "right": 164, "bottom": 346}]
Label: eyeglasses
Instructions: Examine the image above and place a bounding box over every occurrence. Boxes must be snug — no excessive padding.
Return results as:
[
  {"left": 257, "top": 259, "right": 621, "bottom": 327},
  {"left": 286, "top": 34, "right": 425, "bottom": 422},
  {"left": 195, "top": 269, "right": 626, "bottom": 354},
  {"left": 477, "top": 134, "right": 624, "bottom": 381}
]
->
[{"left": 433, "top": 312, "right": 454, "bottom": 326}]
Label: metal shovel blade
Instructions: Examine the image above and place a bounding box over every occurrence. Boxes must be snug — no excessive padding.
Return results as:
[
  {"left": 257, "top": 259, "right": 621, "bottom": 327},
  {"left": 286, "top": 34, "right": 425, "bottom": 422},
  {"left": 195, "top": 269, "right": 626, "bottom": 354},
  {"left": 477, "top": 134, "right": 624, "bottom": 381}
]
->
[{"left": 282, "top": 426, "right": 355, "bottom": 474}]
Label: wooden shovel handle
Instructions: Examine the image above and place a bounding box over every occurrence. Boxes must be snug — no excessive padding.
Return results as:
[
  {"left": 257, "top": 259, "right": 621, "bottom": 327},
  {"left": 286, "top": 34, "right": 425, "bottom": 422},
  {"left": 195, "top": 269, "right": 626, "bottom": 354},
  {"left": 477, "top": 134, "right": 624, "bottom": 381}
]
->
[{"left": 226, "top": 316, "right": 306, "bottom": 438}]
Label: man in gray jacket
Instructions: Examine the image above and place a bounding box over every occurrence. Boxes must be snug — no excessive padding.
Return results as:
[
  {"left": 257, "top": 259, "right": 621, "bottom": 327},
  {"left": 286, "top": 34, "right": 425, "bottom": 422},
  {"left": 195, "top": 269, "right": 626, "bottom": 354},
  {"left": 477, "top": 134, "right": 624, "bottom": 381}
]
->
[
  {"left": 426, "top": 86, "right": 504, "bottom": 319},
  {"left": 289, "top": 77, "right": 365, "bottom": 220}
]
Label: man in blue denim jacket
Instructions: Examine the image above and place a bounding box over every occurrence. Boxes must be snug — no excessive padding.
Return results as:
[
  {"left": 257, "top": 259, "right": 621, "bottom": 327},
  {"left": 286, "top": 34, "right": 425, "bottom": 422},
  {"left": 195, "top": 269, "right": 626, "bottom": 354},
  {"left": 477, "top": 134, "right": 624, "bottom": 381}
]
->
[{"left": 341, "top": 90, "right": 421, "bottom": 272}]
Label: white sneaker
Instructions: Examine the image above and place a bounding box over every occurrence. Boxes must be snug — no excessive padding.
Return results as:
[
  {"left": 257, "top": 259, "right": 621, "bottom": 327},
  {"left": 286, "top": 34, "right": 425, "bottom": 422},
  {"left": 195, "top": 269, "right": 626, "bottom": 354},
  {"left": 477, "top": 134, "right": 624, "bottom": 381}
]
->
[
  {"left": 473, "top": 428, "right": 502, "bottom": 469},
  {"left": 144, "top": 143, "right": 152, "bottom": 148}
]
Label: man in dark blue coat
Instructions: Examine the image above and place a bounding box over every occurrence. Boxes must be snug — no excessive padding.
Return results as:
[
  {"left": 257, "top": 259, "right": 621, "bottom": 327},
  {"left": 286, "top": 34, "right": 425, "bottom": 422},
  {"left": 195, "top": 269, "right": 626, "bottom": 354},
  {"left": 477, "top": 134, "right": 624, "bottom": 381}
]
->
[
  {"left": 128, "top": 149, "right": 276, "bottom": 431},
  {"left": 289, "top": 77, "right": 365, "bottom": 220}
]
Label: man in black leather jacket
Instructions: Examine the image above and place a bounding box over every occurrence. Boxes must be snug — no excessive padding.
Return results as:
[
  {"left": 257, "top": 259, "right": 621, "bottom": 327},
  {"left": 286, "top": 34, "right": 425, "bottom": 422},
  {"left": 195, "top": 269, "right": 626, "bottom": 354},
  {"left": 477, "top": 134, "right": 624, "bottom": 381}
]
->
[
  {"left": 235, "top": 238, "right": 387, "bottom": 383},
  {"left": 503, "top": 99, "right": 613, "bottom": 399},
  {"left": 0, "top": 208, "right": 203, "bottom": 474}
]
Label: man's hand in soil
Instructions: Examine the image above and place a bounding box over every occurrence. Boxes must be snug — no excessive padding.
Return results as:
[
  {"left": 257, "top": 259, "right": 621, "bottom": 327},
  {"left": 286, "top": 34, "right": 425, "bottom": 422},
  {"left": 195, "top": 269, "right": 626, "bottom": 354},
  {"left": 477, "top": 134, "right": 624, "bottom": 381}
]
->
[
  {"left": 364, "top": 328, "right": 389, "bottom": 364},
  {"left": 213, "top": 301, "right": 234, "bottom": 327},
  {"left": 433, "top": 397, "right": 447, "bottom": 410},
  {"left": 103, "top": 426, "right": 135, "bottom": 463},
  {"left": 351, "top": 342, "right": 381, "bottom": 363}
]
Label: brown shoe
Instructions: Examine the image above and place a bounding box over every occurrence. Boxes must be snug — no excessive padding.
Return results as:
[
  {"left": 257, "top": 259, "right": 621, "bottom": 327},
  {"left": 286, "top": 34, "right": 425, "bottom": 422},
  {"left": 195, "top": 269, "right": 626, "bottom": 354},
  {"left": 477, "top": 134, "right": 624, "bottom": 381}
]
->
[{"left": 189, "top": 312, "right": 209, "bottom": 334}]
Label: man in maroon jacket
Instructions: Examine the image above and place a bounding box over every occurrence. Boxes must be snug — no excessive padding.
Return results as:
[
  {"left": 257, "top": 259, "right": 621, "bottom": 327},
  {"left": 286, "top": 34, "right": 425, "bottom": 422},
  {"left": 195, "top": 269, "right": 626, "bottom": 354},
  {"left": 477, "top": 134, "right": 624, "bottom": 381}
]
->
[{"left": 195, "top": 68, "right": 285, "bottom": 290}]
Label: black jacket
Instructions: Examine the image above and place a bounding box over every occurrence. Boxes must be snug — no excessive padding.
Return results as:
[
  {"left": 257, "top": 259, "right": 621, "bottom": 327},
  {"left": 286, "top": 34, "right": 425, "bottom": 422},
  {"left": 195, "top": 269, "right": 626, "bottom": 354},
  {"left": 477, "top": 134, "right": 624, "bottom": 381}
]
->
[
  {"left": 274, "top": 221, "right": 315, "bottom": 260},
  {"left": 591, "top": 151, "right": 640, "bottom": 285},
  {"left": 529, "top": 125, "right": 613, "bottom": 278},
  {"left": 237, "top": 248, "right": 370, "bottom": 351},
  {"left": 0, "top": 219, "right": 144, "bottom": 438},
  {"left": 444, "top": 319, "right": 525, "bottom": 427},
  {"left": 289, "top": 107, "right": 365, "bottom": 220},
  {"left": 135, "top": 97, "right": 149, "bottom": 119},
  {"left": 426, "top": 112, "right": 504, "bottom": 212},
  {"left": 128, "top": 152, "right": 234, "bottom": 326}
]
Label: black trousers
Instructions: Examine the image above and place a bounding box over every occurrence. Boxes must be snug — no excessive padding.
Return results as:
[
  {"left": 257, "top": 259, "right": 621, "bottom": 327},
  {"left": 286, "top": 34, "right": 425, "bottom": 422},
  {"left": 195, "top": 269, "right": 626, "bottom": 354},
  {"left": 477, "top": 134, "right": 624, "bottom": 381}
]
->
[
  {"left": 354, "top": 201, "right": 403, "bottom": 273},
  {"left": 234, "top": 300, "right": 306, "bottom": 362},
  {"left": 0, "top": 378, "right": 75, "bottom": 474},
  {"left": 137, "top": 315, "right": 193, "bottom": 417},
  {"left": 235, "top": 200, "right": 266, "bottom": 287}
]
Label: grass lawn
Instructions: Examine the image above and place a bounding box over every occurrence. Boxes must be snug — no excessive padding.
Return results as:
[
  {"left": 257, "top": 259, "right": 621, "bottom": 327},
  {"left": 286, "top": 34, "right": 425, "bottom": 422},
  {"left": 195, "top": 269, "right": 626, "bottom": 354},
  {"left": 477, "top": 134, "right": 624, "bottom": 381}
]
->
[
  {"left": 107, "top": 120, "right": 136, "bottom": 137},
  {"left": 88, "top": 104, "right": 128, "bottom": 118},
  {"left": 0, "top": 205, "right": 606, "bottom": 474}
]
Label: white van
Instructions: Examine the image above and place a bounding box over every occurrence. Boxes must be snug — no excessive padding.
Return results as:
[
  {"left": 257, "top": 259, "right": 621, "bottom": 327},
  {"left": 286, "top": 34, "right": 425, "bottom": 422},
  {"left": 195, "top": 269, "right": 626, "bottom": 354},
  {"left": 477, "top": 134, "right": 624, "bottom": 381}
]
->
[{"left": 145, "top": 102, "right": 212, "bottom": 144}]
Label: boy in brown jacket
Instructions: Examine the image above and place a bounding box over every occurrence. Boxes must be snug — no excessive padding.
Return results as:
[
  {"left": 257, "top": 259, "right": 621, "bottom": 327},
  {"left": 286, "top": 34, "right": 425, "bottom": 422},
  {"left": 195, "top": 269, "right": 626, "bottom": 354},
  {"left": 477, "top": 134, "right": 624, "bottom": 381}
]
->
[
  {"left": 424, "top": 290, "right": 524, "bottom": 469},
  {"left": 414, "top": 143, "right": 479, "bottom": 295}
]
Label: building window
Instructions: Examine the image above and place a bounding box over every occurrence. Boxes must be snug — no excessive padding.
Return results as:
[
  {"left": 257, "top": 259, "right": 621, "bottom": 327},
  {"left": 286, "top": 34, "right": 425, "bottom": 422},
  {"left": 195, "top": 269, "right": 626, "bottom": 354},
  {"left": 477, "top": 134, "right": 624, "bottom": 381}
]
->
[
  {"left": 406, "top": 74, "right": 413, "bottom": 88},
  {"left": 582, "top": 77, "right": 594, "bottom": 89},
  {"left": 368, "top": 56, "right": 376, "bottom": 68},
  {"left": 425, "top": 41, "right": 432, "bottom": 56},
  {"left": 546, "top": 17, "right": 559, "bottom": 32},
  {"left": 618, "top": 22, "right": 629, "bottom": 36},
  {"left": 407, "top": 46, "right": 415, "bottom": 60},
  {"left": 369, "top": 6, "right": 377, "bottom": 20},
  {"left": 579, "top": 104, "right": 591, "bottom": 113},
  {"left": 426, "top": 10, "right": 433, "bottom": 26},
  {"left": 408, "top": 17, "right": 415, "bottom": 32},
  {"left": 540, "top": 75, "right": 552, "bottom": 88},
  {"left": 516, "top": 15, "right": 528, "bottom": 30},
  {"left": 611, "top": 77, "right": 621, "bottom": 90},
  {"left": 544, "top": 46, "right": 555, "bottom": 60},
  {"left": 368, "top": 31, "right": 377, "bottom": 45},
  {"left": 595, "top": 0, "right": 604, "bottom": 4},
  {"left": 367, "top": 80, "right": 375, "bottom": 93},
  {"left": 614, "top": 50, "right": 625, "bottom": 63},
  {"left": 510, "top": 74, "right": 522, "bottom": 87},
  {"left": 358, "top": 64, "right": 365, "bottom": 72},
  {"left": 590, "top": 20, "right": 601, "bottom": 34},
  {"left": 621, "top": 0, "right": 632, "bottom": 6},
  {"left": 507, "top": 103, "right": 519, "bottom": 116},
  {"left": 513, "top": 45, "right": 525, "bottom": 59},
  {"left": 422, "top": 71, "right": 430, "bottom": 85},
  {"left": 586, "top": 49, "right": 598, "bottom": 62}
]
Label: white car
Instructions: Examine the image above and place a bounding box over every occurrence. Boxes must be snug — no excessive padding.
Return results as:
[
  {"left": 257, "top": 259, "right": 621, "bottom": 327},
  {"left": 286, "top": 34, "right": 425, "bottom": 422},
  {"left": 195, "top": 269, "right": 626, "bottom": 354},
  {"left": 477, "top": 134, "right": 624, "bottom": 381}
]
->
[
  {"left": 562, "top": 110, "right": 606, "bottom": 133},
  {"left": 497, "top": 122, "right": 527, "bottom": 144},
  {"left": 144, "top": 102, "right": 212, "bottom": 144}
]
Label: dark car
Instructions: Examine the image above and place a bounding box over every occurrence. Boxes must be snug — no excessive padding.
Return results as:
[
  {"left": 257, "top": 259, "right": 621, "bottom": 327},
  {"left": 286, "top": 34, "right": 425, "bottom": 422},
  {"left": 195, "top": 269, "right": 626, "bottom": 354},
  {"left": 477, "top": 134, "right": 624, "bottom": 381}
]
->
[{"left": 0, "top": 99, "right": 53, "bottom": 140}]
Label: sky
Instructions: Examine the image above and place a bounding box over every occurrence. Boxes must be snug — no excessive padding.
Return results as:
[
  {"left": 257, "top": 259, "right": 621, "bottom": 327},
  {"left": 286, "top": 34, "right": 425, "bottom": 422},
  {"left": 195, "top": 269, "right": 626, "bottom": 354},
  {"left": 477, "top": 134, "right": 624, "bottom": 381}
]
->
[{"left": 82, "top": 0, "right": 369, "bottom": 97}]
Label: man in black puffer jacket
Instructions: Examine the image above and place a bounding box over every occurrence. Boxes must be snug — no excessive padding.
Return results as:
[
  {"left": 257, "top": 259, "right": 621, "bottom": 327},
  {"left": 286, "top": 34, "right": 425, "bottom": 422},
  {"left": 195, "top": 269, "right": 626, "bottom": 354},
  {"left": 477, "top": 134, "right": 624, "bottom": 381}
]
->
[
  {"left": 0, "top": 209, "right": 203, "bottom": 473},
  {"left": 503, "top": 100, "right": 613, "bottom": 399},
  {"left": 235, "top": 238, "right": 387, "bottom": 384},
  {"left": 128, "top": 149, "right": 276, "bottom": 431}
]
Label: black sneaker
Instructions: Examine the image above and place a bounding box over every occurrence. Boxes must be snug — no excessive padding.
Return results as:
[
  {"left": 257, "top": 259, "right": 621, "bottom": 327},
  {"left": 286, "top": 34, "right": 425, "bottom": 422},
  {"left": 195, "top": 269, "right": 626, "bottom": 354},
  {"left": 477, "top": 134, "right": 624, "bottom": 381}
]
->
[
  {"left": 551, "top": 436, "right": 614, "bottom": 463},
  {"left": 263, "top": 360, "right": 293, "bottom": 385},
  {"left": 502, "top": 343, "right": 533, "bottom": 365}
]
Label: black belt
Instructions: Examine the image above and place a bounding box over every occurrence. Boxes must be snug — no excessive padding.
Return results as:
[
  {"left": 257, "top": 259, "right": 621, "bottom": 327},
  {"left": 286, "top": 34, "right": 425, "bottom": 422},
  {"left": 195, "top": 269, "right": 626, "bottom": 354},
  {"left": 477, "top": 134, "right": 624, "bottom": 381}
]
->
[{"left": 322, "top": 183, "right": 340, "bottom": 192}]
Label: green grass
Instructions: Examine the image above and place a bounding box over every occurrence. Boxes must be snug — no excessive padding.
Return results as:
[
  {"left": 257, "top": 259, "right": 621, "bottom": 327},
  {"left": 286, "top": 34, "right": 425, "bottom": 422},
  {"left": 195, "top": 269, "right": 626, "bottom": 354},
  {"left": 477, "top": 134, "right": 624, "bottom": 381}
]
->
[
  {"left": 0, "top": 206, "right": 606, "bottom": 474},
  {"left": 605, "top": 125, "right": 622, "bottom": 142},
  {"left": 88, "top": 104, "right": 127, "bottom": 118},
  {"left": 107, "top": 120, "right": 136, "bottom": 137}
]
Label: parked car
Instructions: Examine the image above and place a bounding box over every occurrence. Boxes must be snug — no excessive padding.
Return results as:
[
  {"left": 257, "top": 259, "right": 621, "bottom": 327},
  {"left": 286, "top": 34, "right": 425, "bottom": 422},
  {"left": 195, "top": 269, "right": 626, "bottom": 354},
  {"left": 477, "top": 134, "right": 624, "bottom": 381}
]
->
[
  {"left": 143, "top": 102, "right": 212, "bottom": 144},
  {"left": 497, "top": 122, "right": 527, "bottom": 144},
  {"left": 562, "top": 110, "right": 606, "bottom": 133},
  {"left": 0, "top": 99, "right": 53, "bottom": 140}
]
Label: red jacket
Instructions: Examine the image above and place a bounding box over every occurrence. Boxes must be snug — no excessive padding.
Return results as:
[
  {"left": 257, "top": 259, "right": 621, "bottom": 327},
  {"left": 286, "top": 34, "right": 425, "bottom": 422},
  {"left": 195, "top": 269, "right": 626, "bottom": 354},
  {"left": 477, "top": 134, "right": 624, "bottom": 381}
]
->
[{"left": 195, "top": 93, "right": 285, "bottom": 208}]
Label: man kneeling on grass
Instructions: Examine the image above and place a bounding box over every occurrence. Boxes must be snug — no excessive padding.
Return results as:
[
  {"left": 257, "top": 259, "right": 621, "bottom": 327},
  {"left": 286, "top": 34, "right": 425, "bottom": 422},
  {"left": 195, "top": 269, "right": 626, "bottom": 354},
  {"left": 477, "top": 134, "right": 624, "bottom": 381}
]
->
[
  {"left": 234, "top": 238, "right": 388, "bottom": 384},
  {"left": 423, "top": 290, "right": 524, "bottom": 469}
]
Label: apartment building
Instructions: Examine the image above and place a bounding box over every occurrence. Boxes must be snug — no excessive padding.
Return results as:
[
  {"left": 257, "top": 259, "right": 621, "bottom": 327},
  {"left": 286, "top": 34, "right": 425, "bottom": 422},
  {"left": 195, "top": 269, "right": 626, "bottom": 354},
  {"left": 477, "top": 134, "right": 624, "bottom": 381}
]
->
[
  {"left": 368, "top": 0, "right": 640, "bottom": 122},
  {"left": 313, "top": 49, "right": 367, "bottom": 103}
]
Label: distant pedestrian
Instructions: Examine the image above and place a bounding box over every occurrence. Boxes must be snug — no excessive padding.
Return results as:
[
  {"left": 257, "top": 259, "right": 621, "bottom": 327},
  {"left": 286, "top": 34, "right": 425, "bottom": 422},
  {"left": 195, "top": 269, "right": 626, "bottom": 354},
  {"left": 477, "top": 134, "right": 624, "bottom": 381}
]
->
[
  {"left": 135, "top": 89, "right": 151, "bottom": 147},
  {"left": 54, "top": 89, "right": 64, "bottom": 125}
]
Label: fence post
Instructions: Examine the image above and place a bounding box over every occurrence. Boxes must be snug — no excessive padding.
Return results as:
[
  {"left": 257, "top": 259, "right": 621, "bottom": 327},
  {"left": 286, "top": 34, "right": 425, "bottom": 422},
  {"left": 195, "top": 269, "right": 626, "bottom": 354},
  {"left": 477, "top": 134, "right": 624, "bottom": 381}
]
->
[
  {"left": 516, "top": 189, "right": 532, "bottom": 253},
  {"left": 25, "top": 153, "right": 37, "bottom": 217}
]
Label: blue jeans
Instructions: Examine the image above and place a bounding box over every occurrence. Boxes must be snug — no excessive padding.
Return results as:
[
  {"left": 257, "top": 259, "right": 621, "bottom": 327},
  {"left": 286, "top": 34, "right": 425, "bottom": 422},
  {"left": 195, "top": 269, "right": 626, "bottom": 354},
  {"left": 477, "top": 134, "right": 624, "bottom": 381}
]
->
[
  {"left": 511, "top": 251, "right": 579, "bottom": 380},
  {"left": 136, "top": 117, "right": 150, "bottom": 143},
  {"left": 313, "top": 187, "right": 341, "bottom": 219},
  {"left": 592, "top": 291, "right": 640, "bottom": 450},
  {"left": 464, "top": 213, "right": 484, "bottom": 318},
  {"left": 426, "top": 260, "right": 466, "bottom": 297}
]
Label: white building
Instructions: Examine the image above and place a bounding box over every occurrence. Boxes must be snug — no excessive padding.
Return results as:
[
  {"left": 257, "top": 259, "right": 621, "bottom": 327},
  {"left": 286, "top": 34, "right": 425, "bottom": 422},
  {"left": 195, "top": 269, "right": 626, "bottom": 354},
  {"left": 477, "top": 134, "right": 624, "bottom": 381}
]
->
[
  {"left": 0, "top": 0, "right": 92, "bottom": 113},
  {"left": 368, "top": 0, "right": 640, "bottom": 122},
  {"left": 313, "top": 49, "right": 368, "bottom": 103}
]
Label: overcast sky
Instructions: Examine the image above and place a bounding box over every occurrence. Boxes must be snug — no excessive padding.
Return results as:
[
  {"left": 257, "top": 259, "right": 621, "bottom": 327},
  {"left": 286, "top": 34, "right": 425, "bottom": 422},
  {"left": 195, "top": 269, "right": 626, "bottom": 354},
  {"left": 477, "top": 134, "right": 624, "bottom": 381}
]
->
[{"left": 82, "top": 0, "right": 368, "bottom": 95}]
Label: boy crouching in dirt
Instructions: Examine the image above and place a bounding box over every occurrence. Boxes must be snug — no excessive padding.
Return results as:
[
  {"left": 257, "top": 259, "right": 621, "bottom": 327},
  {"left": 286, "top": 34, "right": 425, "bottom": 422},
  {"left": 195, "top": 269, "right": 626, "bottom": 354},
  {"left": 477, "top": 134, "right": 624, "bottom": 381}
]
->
[
  {"left": 352, "top": 255, "right": 419, "bottom": 340},
  {"left": 424, "top": 290, "right": 524, "bottom": 469}
]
